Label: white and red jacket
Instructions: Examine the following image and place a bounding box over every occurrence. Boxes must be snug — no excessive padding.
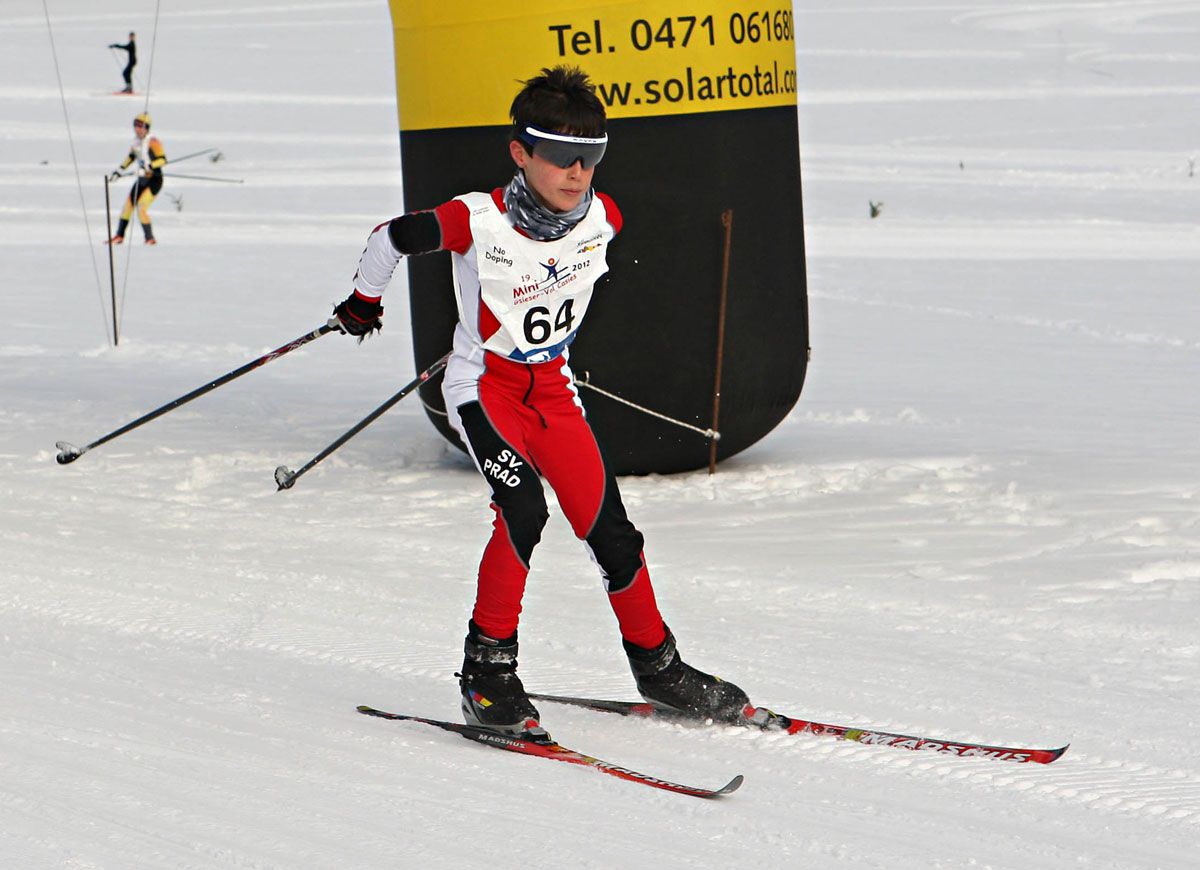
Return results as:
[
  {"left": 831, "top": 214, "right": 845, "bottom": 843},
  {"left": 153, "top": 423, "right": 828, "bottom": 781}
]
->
[
  {"left": 351, "top": 187, "right": 621, "bottom": 407},
  {"left": 348, "top": 188, "right": 668, "bottom": 649}
]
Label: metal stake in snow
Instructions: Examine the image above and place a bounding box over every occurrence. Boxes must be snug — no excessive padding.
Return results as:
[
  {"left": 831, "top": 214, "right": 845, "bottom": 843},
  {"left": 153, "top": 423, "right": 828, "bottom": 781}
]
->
[
  {"left": 275, "top": 352, "right": 451, "bottom": 491},
  {"left": 55, "top": 321, "right": 337, "bottom": 465},
  {"left": 103, "top": 174, "right": 119, "bottom": 346}
]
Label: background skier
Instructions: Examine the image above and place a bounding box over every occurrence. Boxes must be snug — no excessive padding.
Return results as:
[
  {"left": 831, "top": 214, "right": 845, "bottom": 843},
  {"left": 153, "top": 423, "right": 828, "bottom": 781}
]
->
[
  {"left": 108, "top": 112, "right": 165, "bottom": 245},
  {"left": 108, "top": 31, "right": 136, "bottom": 94}
]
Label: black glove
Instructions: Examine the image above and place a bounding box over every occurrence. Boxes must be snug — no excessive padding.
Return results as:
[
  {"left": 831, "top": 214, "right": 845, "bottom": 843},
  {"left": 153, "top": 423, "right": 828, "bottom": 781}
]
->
[{"left": 333, "top": 292, "right": 383, "bottom": 341}]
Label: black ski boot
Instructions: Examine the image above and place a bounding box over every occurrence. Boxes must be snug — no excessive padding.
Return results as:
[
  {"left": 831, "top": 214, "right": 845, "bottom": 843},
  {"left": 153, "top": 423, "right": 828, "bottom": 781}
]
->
[
  {"left": 458, "top": 621, "right": 544, "bottom": 738},
  {"left": 624, "top": 627, "right": 750, "bottom": 723},
  {"left": 108, "top": 217, "right": 129, "bottom": 245}
]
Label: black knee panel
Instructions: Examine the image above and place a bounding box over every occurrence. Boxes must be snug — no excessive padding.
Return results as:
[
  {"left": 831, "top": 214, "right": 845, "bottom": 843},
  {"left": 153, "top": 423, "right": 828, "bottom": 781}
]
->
[
  {"left": 585, "top": 471, "right": 645, "bottom": 593},
  {"left": 490, "top": 479, "right": 549, "bottom": 567}
]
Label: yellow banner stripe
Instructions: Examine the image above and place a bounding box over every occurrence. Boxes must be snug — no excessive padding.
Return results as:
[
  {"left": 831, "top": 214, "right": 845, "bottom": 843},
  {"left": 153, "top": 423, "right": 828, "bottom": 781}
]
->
[{"left": 389, "top": 1, "right": 797, "bottom": 130}]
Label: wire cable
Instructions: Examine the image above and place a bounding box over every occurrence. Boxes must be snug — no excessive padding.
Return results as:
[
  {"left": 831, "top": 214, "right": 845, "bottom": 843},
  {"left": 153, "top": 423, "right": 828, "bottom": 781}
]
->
[{"left": 42, "top": 0, "right": 112, "bottom": 344}]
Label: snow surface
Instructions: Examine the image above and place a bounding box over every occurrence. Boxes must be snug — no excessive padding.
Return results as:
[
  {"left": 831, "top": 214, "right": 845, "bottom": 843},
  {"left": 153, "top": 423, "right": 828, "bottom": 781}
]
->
[{"left": 3, "top": 1, "right": 1199, "bottom": 867}]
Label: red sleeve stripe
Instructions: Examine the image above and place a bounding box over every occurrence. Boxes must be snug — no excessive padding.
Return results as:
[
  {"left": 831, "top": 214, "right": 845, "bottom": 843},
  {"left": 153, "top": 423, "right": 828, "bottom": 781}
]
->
[
  {"left": 434, "top": 199, "right": 473, "bottom": 254},
  {"left": 595, "top": 192, "right": 622, "bottom": 235}
]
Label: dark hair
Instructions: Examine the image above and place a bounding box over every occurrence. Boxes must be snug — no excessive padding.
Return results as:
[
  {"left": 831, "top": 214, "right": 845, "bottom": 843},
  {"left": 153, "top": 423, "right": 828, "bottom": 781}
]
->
[{"left": 509, "top": 66, "right": 606, "bottom": 143}]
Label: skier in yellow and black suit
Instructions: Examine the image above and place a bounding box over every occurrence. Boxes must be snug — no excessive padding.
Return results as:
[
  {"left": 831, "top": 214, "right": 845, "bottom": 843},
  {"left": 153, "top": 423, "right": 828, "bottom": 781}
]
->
[{"left": 109, "top": 112, "right": 165, "bottom": 245}]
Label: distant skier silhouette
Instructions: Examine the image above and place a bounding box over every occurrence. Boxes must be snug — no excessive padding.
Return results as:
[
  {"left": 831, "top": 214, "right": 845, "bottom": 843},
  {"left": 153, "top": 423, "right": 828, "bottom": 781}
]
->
[{"left": 108, "top": 32, "right": 136, "bottom": 94}]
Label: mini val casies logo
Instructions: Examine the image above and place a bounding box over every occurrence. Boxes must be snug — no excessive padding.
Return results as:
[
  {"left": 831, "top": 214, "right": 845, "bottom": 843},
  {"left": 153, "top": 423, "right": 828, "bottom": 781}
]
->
[{"left": 512, "top": 279, "right": 541, "bottom": 300}]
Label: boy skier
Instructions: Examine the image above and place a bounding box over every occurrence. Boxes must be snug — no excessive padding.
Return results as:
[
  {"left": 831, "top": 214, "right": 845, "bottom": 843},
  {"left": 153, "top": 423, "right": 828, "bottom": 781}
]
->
[
  {"left": 331, "top": 66, "right": 749, "bottom": 737},
  {"left": 108, "top": 112, "right": 165, "bottom": 245}
]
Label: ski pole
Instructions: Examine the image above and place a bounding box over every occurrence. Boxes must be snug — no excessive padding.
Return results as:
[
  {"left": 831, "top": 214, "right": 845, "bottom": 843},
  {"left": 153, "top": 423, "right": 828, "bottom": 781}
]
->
[
  {"left": 162, "top": 172, "right": 243, "bottom": 184},
  {"left": 166, "top": 147, "right": 218, "bottom": 165},
  {"left": 56, "top": 321, "right": 338, "bottom": 465},
  {"left": 275, "top": 352, "right": 451, "bottom": 491}
]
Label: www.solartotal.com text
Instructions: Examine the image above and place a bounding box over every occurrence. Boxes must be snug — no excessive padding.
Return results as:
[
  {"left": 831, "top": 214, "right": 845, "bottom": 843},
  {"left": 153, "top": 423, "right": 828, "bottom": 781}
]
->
[{"left": 595, "top": 61, "right": 796, "bottom": 108}]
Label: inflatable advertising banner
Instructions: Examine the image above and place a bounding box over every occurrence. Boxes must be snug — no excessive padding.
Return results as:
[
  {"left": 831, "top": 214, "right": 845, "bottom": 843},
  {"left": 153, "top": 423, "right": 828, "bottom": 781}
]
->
[{"left": 389, "top": 1, "right": 808, "bottom": 474}]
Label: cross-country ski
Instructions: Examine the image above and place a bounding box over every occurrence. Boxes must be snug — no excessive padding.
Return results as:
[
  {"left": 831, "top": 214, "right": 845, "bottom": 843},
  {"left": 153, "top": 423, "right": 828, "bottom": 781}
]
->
[
  {"left": 356, "top": 706, "right": 743, "bottom": 798},
  {"left": 529, "top": 694, "right": 1069, "bottom": 764}
]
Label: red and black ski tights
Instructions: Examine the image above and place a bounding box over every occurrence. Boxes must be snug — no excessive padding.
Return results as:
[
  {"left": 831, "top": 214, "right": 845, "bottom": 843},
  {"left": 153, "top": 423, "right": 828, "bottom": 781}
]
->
[{"left": 455, "top": 356, "right": 666, "bottom": 651}]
